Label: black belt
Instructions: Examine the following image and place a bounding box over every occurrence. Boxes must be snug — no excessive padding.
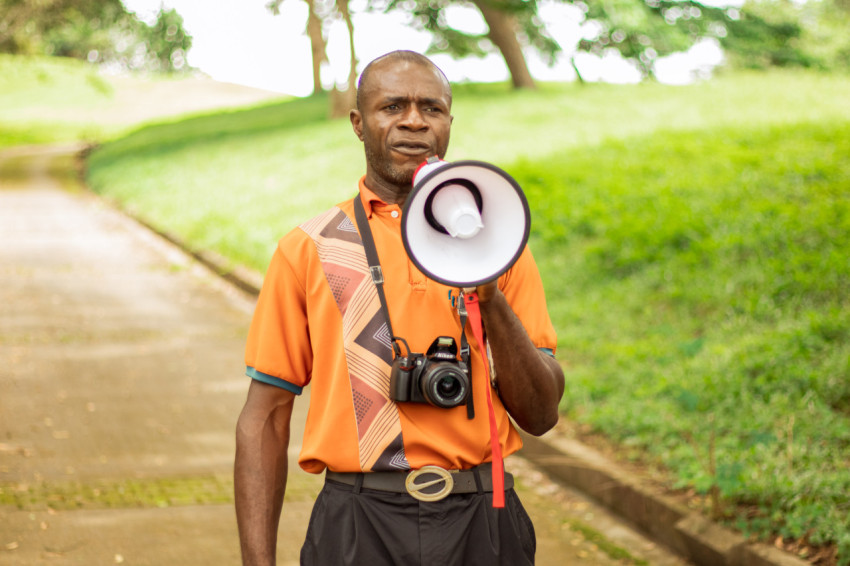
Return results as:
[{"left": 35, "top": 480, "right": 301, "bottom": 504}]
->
[{"left": 325, "top": 463, "right": 513, "bottom": 502}]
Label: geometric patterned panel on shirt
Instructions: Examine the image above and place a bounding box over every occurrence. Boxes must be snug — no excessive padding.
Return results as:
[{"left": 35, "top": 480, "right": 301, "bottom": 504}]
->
[
  {"left": 352, "top": 309, "right": 394, "bottom": 367},
  {"left": 320, "top": 209, "right": 361, "bottom": 243},
  {"left": 349, "top": 374, "right": 383, "bottom": 437},
  {"left": 300, "top": 205, "right": 410, "bottom": 472},
  {"left": 372, "top": 433, "right": 408, "bottom": 472},
  {"left": 355, "top": 400, "right": 409, "bottom": 471},
  {"left": 322, "top": 262, "right": 365, "bottom": 316}
]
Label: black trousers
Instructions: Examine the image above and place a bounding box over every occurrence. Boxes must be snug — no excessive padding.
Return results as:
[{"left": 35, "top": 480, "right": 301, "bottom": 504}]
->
[{"left": 300, "top": 479, "right": 536, "bottom": 566}]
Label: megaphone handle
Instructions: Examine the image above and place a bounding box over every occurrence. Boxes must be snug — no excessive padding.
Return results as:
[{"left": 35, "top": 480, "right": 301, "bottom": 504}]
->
[{"left": 463, "top": 292, "right": 505, "bottom": 509}]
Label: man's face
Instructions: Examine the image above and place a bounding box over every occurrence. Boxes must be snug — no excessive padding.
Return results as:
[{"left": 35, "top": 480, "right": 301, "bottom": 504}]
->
[{"left": 351, "top": 59, "right": 453, "bottom": 204}]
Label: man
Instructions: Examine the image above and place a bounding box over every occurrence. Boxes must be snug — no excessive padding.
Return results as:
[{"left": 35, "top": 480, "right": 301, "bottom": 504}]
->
[{"left": 235, "top": 50, "right": 565, "bottom": 566}]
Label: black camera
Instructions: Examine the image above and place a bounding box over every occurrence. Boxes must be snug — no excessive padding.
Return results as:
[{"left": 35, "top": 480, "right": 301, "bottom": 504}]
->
[{"left": 389, "top": 336, "right": 470, "bottom": 409}]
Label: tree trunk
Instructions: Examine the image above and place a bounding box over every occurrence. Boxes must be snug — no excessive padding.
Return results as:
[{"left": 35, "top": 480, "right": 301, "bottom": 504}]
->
[
  {"left": 339, "top": 0, "right": 358, "bottom": 95},
  {"left": 328, "top": 0, "right": 357, "bottom": 118},
  {"left": 570, "top": 55, "right": 585, "bottom": 84},
  {"left": 470, "top": 0, "right": 536, "bottom": 89},
  {"left": 303, "top": 0, "right": 327, "bottom": 95}
]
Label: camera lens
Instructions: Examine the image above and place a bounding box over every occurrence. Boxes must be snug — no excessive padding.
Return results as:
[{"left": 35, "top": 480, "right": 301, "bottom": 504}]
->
[
  {"left": 421, "top": 364, "right": 469, "bottom": 408},
  {"left": 437, "top": 376, "right": 460, "bottom": 398}
]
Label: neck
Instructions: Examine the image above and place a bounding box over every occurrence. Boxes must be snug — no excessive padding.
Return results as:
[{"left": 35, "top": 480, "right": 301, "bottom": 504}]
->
[{"left": 364, "top": 172, "right": 411, "bottom": 206}]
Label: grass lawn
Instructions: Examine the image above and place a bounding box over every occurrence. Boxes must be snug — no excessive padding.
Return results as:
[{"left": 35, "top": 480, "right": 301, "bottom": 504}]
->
[
  {"left": 0, "top": 54, "right": 283, "bottom": 148},
  {"left": 82, "top": 69, "right": 850, "bottom": 563},
  {"left": 517, "top": 120, "right": 850, "bottom": 561},
  {"left": 0, "top": 54, "right": 115, "bottom": 146}
]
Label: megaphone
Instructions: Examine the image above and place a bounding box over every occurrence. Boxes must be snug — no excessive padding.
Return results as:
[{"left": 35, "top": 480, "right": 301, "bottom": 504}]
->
[{"left": 402, "top": 157, "right": 530, "bottom": 288}]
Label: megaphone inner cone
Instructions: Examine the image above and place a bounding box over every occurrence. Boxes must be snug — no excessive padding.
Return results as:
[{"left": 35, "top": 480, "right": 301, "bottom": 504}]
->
[{"left": 425, "top": 180, "right": 484, "bottom": 240}]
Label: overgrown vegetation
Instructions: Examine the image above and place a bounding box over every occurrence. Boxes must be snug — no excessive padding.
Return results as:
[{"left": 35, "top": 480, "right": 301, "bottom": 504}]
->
[{"left": 81, "top": 70, "right": 850, "bottom": 563}]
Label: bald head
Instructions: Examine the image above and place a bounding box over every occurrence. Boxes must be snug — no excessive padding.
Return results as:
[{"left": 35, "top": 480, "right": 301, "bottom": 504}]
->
[
  {"left": 356, "top": 50, "right": 452, "bottom": 112},
  {"left": 349, "top": 49, "right": 454, "bottom": 204}
]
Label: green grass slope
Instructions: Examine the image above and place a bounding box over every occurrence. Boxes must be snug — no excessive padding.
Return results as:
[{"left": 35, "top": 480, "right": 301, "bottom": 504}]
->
[
  {"left": 87, "top": 71, "right": 850, "bottom": 272},
  {"left": 0, "top": 54, "right": 284, "bottom": 148},
  {"left": 0, "top": 55, "right": 115, "bottom": 146},
  {"left": 85, "top": 70, "right": 850, "bottom": 563},
  {"left": 517, "top": 121, "right": 850, "bottom": 560}
]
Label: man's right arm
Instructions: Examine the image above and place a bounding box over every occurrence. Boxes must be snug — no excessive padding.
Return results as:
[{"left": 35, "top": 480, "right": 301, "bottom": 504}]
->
[{"left": 235, "top": 379, "right": 296, "bottom": 566}]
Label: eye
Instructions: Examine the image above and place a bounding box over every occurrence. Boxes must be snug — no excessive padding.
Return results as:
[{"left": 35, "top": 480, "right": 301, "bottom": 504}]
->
[{"left": 425, "top": 103, "right": 448, "bottom": 114}]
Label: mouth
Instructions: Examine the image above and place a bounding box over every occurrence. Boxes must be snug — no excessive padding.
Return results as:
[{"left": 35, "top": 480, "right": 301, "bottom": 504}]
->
[{"left": 391, "top": 140, "right": 431, "bottom": 156}]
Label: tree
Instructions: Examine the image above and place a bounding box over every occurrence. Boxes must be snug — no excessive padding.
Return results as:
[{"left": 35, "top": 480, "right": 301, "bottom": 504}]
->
[
  {"left": 377, "top": 0, "right": 559, "bottom": 89},
  {"left": 0, "top": 0, "right": 192, "bottom": 73},
  {"left": 374, "top": 0, "right": 734, "bottom": 87},
  {"left": 0, "top": 0, "right": 125, "bottom": 57},
  {"left": 268, "top": 0, "right": 328, "bottom": 94},
  {"left": 469, "top": 0, "right": 537, "bottom": 88},
  {"left": 582, "top": 0, "right": 850, "bottom": 76},
  {"left": 718, "top": 0, "right": 850, "bottom": 70},
  {"left": 577, "top": 0, "right": 729, "bottom": 80},
  {"left": 806, "top": 0, "right": 850, "bottom": 68},
  {"left": 379, "top": 0, "right": 850, "bottom": 87},
  {"left": 137, "top": 7, "right": 193, "bottom": 73},
  {"left": 331, "top": 0, "right": 358, "bottom": 117},
  {"left": 568, "top": 0, "right": 850, "bottom": 79},
  {"left": 267, "top": 0, "right": 358, "bottom": 117}
]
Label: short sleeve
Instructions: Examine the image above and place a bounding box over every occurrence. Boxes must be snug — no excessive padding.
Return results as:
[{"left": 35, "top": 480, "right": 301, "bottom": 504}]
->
[
  {"left": 498, "top": 246, "right": 558, "bottom": 355},
  {"left": 244, "top": 231, "right": 314, "bottom": 393}
]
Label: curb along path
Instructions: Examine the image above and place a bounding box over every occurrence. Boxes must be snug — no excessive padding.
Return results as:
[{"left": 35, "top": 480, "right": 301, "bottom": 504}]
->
[{"left": 519, "top": 433, "right": 811, "bottom": 566}]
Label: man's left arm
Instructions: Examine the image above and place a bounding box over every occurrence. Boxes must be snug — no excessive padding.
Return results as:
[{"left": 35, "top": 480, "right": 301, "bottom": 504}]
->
[{"left": 472, "top": 281, "right": 565, "bottom": 436}]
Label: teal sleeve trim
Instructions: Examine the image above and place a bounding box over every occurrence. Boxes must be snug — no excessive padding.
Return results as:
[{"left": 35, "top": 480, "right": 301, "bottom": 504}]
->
[
  {"left": 246, "top": 367, "right": 303, "bottom": 395},
  {"left": 538, "top": 347, "right": 555, "bottom": 358}
]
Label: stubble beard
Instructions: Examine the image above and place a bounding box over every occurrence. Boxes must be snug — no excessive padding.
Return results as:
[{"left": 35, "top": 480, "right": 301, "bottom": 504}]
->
[{"left": 364, "top": 143, "right": 415, "bottom": 189}]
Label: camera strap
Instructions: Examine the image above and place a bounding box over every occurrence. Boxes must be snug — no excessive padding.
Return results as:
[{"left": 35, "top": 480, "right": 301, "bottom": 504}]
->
[
  {"left": 353, "top": 195, "right": 401, "bottom": 358},
  {"left": 354, "top": 195, "right": 475, "bottom": 420},
  {"left": 456, "top": 296, "right": 475, "bottom": 421}
]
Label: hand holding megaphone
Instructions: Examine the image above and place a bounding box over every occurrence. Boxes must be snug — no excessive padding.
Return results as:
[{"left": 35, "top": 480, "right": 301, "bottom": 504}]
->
[{"left": 402, "top": 157, "right": 531, "bottom": 288}]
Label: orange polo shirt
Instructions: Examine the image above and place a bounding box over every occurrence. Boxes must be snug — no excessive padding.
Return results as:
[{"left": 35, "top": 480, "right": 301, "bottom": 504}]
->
[{"left": 245, "top": 178, "right": 557, "bottom": 474}]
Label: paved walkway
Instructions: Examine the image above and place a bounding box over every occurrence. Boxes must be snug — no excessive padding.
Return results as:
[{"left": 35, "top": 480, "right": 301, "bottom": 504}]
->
[{"left": 0, "top": 145, "right": 688, "bottom": 565}]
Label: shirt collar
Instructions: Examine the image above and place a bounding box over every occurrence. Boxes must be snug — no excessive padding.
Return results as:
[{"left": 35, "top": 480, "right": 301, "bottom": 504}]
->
[{"left": 358, "top": 176, "right": 401, "bottom": 218}]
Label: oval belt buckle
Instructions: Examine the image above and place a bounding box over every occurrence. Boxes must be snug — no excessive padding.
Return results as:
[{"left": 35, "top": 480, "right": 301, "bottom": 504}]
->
[{"left": 405, "top": 465, "right": 454, "bottom": 502}]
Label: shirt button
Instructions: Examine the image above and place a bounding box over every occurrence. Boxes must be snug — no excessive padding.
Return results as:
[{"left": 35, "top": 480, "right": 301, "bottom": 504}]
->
[{"left": 391, "top": 210, "right": 399, "bottom": 218}]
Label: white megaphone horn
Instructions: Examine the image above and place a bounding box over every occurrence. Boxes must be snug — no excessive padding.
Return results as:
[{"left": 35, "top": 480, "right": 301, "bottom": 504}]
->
[{"left": 402, "top": 157, "right": 531, "bottom": 288}]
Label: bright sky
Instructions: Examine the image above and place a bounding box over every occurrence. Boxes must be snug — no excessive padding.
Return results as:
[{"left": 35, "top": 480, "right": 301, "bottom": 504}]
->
[{"left": 121, "top": 0, "right": 726, "bottom": 97}]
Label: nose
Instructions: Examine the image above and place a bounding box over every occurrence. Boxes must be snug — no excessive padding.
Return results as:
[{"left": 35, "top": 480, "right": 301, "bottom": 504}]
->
[{"left": 399, "top": 105, "right": 428, "bottom": 131}]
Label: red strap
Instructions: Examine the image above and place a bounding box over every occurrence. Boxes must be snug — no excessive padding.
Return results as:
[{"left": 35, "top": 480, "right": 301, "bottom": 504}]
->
[{"left": 463, "top": 292, "right": 505, "bottom": 508}]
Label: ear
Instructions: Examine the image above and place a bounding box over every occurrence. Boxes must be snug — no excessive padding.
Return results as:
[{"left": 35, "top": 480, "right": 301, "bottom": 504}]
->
[{"left": 350, "top": 109, "right": 364, "bottom": 141}]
